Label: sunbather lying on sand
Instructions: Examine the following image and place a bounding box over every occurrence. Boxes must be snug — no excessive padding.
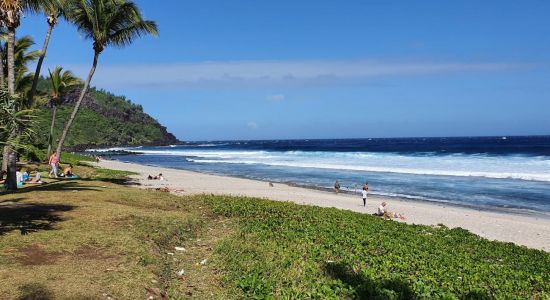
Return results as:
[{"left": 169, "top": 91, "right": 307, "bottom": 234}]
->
[{"left": 378, "top": 202, "right": 406, "bottom": 220}]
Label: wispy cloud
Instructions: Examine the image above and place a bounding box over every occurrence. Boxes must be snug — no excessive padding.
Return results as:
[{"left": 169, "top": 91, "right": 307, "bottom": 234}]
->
[
  {"left": 266, "top": 94, "right": 285, "bottom": 102},
  {"left": 63, "top": 59, "right": 527, "bottom": 90}
]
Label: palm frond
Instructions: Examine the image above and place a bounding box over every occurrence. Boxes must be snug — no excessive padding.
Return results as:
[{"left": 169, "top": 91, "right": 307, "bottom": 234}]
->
[{"left": 64, "top": 0, "right": 157, "bottom": 52}]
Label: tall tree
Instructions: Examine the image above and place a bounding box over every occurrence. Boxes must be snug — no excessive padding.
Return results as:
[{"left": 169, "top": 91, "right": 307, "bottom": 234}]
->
[
  {"left": 0, "top": 0, "right": 42, "bottom": 190},
  {"left": 46, "top": 67, "right": 80, "bottom": 157},
  {"left": 55, "top": 0, "right": 158, "bottom": 160},
  {"left": 27, "top": 0, "right": 62, "bottom": 108},
  {"left": 0, "top": 28, "right": 6, "bottom": 87},
  {"left": 0, "top": 35, "right": 38, "bottom": 180}
]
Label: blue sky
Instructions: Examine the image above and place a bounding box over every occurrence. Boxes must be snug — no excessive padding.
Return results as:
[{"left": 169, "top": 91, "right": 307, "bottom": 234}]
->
[{"left": 20, "top": 0, "right": 550, "bottom": 140}]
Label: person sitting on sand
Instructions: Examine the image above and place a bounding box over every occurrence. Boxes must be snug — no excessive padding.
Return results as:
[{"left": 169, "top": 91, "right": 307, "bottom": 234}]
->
[
  {"left": 378, "top": 202, "right": 406, "bottom": 220},
  {"left": 147, "top": 175, "right": 153, "bottom": 180},
  {"left": 157, "top": 173, "right": 164, "bottom": 181},
  {"left": 334, "top": 180, "right": 341, "bottom": 193}
]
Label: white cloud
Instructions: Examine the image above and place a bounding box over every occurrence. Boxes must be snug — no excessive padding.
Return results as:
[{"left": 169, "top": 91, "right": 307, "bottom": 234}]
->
[
  {"left": 62, "top": 59, "right": 527, "bottom": 90},
  {"left": 247, "top": 121, "right": 259, "bottom": 129},
  {"left": 266, "top": 94, "right": 285, "bottom": 102}
]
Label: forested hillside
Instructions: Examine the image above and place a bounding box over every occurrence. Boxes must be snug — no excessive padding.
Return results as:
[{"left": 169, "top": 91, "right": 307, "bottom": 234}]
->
[{"left": 34, "top": 79, "right": 180, "bottom": 149}]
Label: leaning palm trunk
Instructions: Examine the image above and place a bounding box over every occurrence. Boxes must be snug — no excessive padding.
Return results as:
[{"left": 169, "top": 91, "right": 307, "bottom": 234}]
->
[
  {"left": 55, "top": 52, "right": 99, "bottom": 160},
  {"left": 28, "top": 19, "right": 54, "bottom": 107},
  {"left": 46, "top": 105, "right": 57, "bottom": 158},
  {"left": 4, "top": 27, "right": 17, "bottom": 191}
]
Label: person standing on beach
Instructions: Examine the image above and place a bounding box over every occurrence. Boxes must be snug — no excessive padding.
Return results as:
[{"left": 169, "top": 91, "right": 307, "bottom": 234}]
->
[
  {"left": 49, "top": 151, "right": 59, "bottom": 178},
  {"left": 334, "top": 180, "right": 341, "bottom": 193},
  {"left": 362, "top": 187, "right": 368, "bottom": 206}
]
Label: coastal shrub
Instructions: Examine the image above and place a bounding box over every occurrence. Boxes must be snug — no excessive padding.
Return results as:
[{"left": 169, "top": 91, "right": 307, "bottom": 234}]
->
[{"left": 204, "top": 195, "right": 549, "bottom": 299}]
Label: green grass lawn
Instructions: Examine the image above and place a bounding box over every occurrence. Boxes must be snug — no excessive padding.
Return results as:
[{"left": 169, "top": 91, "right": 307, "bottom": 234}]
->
[{"left": 0, "top": 163, "right": 548, "bottom": 299}]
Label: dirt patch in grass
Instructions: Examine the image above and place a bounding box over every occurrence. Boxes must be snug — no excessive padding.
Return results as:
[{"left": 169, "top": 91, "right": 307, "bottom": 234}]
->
[
  {"left": 16, "top": 244, "right": 65, "bottom": 266},
  {"left": 73, "top": 244, "right": 118, "bottom": 261}
]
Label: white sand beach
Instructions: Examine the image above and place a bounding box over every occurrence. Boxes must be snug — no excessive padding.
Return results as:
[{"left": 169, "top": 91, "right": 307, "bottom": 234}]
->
[{"left": 99, "top": 159, "right": 550, "bottom": 252}]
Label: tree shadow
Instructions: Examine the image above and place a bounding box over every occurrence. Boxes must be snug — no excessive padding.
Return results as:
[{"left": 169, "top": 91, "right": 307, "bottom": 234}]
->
[
  {"left": 78, "top": 177, "right": 139, "bottom": 186},
  {"left": 0, "top": 202, "right": 75, "bottom": 235},
  {"left": 324, "top": 262, "right": 415, "bottom": 300},
  {"left": 17, "top": 282, "right": 54, "bottom": 300},
  {"left": 0, "top": 197, "right": 26, "bottom": 205},
  {"left": 1, "top": 181, "right": 102, "bottom": 196}
]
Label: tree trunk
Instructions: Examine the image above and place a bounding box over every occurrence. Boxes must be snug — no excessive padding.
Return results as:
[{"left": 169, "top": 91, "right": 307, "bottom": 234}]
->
[
  {"left": 5, "top": 149, "right": 17, "bottom": 190},
  {"left": 1, "top": 146, "right": 8, "bottom": 172},
  {"left": 28, "top": 23, "right": 54, "bottom": 108},
  {"left": 7, "top": 29, "right": 15, "bottom": 95},
  {"left": 0, "top": 47, "right": 5, "bottom": 87},
  {"left": 56, "top": 51, "right": 99, "bottom": 161},
  {"left": 5, "top": 27, "right": 17, "bottom": 191},
  {"left": 47, "top": 105, "right": 57, "bottom": 159}
]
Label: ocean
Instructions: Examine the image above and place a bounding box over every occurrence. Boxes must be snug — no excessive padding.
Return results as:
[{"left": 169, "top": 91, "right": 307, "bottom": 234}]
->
[{"left": 92, "top": 136, "right": 550, "bottom": 215}]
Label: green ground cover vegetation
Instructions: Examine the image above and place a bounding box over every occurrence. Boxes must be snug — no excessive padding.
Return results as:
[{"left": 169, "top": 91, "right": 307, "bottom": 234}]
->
[{"left": 0, "top": 158, "right": 548, "bottom": 299}]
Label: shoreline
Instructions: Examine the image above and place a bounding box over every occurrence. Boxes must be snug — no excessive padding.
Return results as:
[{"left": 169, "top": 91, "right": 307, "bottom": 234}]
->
[{"left": 97, "top": 159, "right": 550, "bottom": 251}]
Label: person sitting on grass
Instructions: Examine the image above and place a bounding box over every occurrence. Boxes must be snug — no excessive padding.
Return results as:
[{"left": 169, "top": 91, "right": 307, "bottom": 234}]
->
[
  {"left": 27, "top": 171, "right": 42, "bottom": 184},
  {"left": 16, "top": 167, "right": 24, "bottom": 187},
  {"left": 377, "top": 202, "right": 406, "bottom": 220},
  {"left": 63, "top": 164, "right": 74, "bottom": 177},
  {"left": 21, "top": 169, "right": 30, "bottom": 182}
]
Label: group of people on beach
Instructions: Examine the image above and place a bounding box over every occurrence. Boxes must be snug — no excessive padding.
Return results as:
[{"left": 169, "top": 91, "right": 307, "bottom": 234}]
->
[
  {"left": 335, "top": 180, "right": 406, "bottom": 220},
  {"left": 147, "top": 173, "right": 165, "bottom": 180}
]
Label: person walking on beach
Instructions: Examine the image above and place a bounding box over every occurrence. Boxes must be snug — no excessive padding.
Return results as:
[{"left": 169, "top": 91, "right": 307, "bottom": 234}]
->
[
  {"left": 362, "top": 187, "right": 368, "bottom": 207},
  {"left": 48, "top": 151, "right": 59, "bottom": 178},
  {"left": 334, "top": 180, "right": 341, "bottom": 193}
]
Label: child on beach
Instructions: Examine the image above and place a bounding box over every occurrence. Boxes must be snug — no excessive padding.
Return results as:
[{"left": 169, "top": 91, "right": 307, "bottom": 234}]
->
[{"left": 362, "top": 187, "right": 368, "bottom": 207}]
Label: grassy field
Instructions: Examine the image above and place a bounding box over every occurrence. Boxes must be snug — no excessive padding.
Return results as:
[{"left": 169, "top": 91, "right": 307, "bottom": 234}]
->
[{"left": 1, "top": 162, "right": 548, "bottom": 299}]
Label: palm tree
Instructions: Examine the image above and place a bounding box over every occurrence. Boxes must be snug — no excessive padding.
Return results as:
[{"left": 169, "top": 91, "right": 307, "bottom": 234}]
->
[
  {"left": 2, "top": 36, "right": 40, "bottom": 93},
  {"left": 0, "top": 35, "right": 38, "bottom": 184},
  {"left": 55, "top": 0, "right": 158, "bottom": 160},
  {"left": 46, "top": 67, "right": 80, "bottom": 158},
  {"left": 27, "top": 0, "right": 63, "bottom": 108},
  {"left": 0, "top": 0, "right": 43, "bottom": 190},
  {"left": 0, "top": 88, "right": 33, "bottom": 191},
  {"left": 0, "top": 28, "right": 6, "bottom": 87}
]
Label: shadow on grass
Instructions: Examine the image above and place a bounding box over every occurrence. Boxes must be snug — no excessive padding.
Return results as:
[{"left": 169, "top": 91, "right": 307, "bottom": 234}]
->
[
  {"left": 1, "top": 181, "right": 102, "bottom": 196},
  {"left": 0, "top": 197, "right": 26, "bottom": 204},
  {"left": 324, "top": 262, "right": 415, "bottom": 300},
  {"left": 78, "top": 177, "right": 139, "bottom": 186},
  {"left": 0, "top": 202, "right": 75, "bottom": 235},
  {"left": 17, "top": 282, "right": 54, "bottom": 300}
]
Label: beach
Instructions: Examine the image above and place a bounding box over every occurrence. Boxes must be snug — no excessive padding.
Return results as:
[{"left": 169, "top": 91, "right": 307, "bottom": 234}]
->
[{"left": 99, "top": 159, "right": 550, "bottom": 252}]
